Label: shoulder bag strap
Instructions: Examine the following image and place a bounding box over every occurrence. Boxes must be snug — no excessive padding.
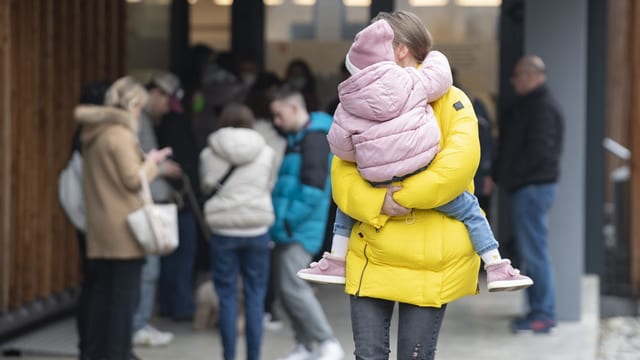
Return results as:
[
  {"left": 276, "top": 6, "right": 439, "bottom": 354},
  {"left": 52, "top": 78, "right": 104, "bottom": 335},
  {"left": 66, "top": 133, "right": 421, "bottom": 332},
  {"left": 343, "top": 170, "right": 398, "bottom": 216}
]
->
[
  {"left": 206, "top": 165, "right": 236, "bottom": 200},
  {"left": 138, "top": 170, "right": 154, "bottom": 205}
]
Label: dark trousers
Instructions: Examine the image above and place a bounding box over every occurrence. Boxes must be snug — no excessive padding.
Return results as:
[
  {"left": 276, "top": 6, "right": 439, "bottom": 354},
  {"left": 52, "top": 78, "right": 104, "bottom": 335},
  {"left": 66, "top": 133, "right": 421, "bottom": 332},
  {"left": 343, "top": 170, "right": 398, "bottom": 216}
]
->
[
  {"left": 158, "top": 209, "right": 197, "bottom": 319},
  {"left": 351, "top": 296, "right": 447, "bottom": 360},
  {"left": 85, "top": 258, "right": 144, "bottom": 360},
  {"left": 75, "top": 231, "right": 95, "bottom": 358}
]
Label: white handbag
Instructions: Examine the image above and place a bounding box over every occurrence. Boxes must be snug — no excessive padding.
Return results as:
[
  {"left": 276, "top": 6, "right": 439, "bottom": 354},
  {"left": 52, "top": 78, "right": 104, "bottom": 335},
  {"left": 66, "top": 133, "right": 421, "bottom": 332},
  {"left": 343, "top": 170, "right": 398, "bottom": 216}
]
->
[
  {"left": 58, "top": 150, "right": 86, "bottom": 232},
  {"left": 127, "top": 170, "right": 179, "bottom": 255}
]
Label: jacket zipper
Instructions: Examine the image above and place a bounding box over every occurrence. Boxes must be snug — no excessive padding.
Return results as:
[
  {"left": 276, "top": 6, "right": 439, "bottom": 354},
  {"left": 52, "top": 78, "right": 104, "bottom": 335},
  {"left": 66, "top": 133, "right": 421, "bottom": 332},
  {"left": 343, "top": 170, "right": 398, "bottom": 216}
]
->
[{"left": 355, "top": 243, "right": 369, "bottom": 296}]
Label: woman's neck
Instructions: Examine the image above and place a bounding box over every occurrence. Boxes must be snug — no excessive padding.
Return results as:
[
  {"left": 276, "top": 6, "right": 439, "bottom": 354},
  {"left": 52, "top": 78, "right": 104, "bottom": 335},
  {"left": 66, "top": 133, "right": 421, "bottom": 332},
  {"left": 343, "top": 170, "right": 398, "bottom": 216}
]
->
[{"left": 398, "top": 57, "right": 419, "bottom": 68}]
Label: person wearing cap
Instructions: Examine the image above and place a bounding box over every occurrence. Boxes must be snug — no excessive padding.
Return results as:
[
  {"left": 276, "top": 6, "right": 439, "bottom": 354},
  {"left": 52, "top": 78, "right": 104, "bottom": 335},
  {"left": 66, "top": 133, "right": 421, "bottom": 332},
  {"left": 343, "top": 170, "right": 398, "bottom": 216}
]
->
[
  {"left": 298, "top": 17, "right": 532, "bottom": 294},
  {"left": 131, "top": 72, "right": 184, "bottom": 347},
  {"left": 153, "top": 73, "right": 202, "bottom": 326}
]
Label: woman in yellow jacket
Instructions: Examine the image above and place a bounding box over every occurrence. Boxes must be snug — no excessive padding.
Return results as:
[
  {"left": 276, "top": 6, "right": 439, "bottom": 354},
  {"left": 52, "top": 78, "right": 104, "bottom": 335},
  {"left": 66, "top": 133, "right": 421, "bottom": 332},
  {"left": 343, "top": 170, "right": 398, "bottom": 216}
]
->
[{"left": 331, "top": 11, "right": 481, "bottom": 360}]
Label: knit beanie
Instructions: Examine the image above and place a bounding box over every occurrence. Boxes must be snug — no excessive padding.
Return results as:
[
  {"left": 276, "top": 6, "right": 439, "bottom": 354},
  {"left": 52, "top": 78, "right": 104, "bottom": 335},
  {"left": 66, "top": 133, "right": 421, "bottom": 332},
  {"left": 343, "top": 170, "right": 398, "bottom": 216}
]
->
[{"left": 345, "top": 20, "right": 396, "bottom": 75}]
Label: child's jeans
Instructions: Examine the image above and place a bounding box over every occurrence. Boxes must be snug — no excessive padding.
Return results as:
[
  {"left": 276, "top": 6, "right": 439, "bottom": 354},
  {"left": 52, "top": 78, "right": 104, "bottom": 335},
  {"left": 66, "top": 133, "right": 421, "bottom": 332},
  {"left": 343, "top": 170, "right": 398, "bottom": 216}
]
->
[
  {"left": 334, "top": 190, "right": 498, "bottom": 255},
  {"left": 334, "top": 208, "right": 355, "bottom": 238}
]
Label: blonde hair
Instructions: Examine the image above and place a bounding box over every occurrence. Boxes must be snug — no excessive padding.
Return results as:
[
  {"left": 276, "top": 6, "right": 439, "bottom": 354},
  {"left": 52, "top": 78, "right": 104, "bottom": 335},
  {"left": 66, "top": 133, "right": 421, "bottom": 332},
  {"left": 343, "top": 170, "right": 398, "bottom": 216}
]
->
[
  {"left": 372, "top": 11, "right": 432, "bottom": 63},
  {"left": 104, "top": 76, "right": 149, "bottom": 111}
]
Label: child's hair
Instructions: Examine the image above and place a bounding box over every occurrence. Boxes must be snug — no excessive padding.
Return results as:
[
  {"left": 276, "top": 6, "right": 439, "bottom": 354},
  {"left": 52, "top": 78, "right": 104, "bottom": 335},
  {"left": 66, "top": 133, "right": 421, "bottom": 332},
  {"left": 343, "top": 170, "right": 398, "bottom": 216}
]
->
[
  {"left": 104, "top": 76, "right": 149, "bottom": 111},
  {"left": 218, "top": 103, "right": 255, "bottom": 129},
  {"left": 270, "top": 85, "right": 306, "bottom": 109},
  {"left": 371, "top": 11, "right": 433, "bottom": 63}
]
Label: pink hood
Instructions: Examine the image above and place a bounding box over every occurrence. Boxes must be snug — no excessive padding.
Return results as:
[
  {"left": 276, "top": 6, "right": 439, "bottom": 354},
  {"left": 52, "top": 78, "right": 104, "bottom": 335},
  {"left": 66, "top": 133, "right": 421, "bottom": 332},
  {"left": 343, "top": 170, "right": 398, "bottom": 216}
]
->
[{"left": 328, "top": 51, "right": 452, "bottom": 182}]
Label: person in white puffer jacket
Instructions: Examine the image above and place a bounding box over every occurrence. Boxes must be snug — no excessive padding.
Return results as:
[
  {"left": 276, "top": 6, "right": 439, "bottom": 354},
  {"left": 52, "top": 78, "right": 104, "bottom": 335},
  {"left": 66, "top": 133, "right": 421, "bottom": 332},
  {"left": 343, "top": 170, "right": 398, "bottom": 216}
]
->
[{"left": 199, "top": 103, "right": 276, "bottom": 360}]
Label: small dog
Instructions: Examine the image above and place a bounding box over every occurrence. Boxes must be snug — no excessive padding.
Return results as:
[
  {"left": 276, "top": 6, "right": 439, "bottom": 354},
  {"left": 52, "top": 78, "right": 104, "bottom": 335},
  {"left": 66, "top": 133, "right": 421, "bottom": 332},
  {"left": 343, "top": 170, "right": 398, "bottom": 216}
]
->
[
  {"left": 193, "top": 278, "right": 219, "bottom": 330},
  {"left": 192, "top": 273, "right": 245, "bottom": 333}
]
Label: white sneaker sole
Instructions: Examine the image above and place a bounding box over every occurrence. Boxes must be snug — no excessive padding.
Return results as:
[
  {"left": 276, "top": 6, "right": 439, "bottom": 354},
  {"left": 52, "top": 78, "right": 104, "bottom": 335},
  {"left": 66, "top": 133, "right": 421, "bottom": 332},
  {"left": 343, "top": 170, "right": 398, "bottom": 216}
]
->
[
  {"left": 296, "top": 271, "right": 346, "bottom": 285},
  {"left": 488, "top": 278, "right": 533, "bottom": 292}
]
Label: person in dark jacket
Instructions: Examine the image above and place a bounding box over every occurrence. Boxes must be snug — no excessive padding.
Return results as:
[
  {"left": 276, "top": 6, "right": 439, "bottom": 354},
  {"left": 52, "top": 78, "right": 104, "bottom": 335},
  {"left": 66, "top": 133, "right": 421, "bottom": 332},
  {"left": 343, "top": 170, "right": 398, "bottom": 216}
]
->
[
  {"left": 494, "top": 55, "right": 564, "bottom": 334},
  {"left": 473, "top": 101, "right": 494, "bottom": 218}
]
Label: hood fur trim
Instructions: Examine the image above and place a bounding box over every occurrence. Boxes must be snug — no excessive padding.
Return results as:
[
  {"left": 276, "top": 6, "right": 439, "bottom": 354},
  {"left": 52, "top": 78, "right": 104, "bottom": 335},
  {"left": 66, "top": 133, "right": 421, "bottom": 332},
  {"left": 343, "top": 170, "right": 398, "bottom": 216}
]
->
[{"left": 74, "top": 105, "right": 136, "bottom": 131}]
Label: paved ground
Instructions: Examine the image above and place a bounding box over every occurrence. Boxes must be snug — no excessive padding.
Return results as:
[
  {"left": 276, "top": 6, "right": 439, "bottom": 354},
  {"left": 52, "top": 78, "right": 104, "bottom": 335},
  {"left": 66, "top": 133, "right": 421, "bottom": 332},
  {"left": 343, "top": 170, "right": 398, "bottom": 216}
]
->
[{"left": 1, "top": 276, "right": 599, "bottom": 360}]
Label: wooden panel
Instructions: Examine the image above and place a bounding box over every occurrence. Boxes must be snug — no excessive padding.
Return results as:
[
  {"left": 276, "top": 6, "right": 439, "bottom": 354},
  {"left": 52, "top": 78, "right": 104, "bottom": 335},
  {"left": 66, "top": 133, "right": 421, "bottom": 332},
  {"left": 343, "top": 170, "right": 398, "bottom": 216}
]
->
[
  {"left": 30, "top": 0, "right": 43, "bottom": 300},
  {"left": 50, "top": 0, "right": 63, "bottom": 294},
  {"left": 0, "top": 0, "right": 127, "bottom": 314},
  {"left": 21, "top": 0, "right": 37, "bottom": 304},
  {"left": 629, "top": 0, "right": 640, "bottom": 297},
  {"left": 60, "top": 0, "right": 75, "bottom": 289},
  {"left": 604, "top": 0, "right": 631, "bottom": 201},
  {"left": 9, "top": 0, "right": 23, "bottom": 309},
  {"left": 0, "top": 0, "right": 11, "bottom": 314},
  {"left": 96, "top": 0, "right": 107, "bottom": 79},
  {"left": 37, "top": 0, "right": 54, "bottom": 298}
]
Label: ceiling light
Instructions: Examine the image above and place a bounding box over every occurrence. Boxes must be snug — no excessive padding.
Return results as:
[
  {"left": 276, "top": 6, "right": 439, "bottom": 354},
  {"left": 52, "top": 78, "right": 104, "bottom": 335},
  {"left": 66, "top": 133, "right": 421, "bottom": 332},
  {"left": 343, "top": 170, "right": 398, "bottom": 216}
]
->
[
  {"left": 455, "top": 0, "right": 501, "bottom": 6},
  {"left": 343, "top": 0, "right": 371, "bottom": 6},
  {"left": 126, "top": 0, "right": 143, "bottom": 3},
  {"left": 213, "top": 0, "right": 233, "bottom": 5},
  {"left": 409, "top": 0, "right": 448, "bottom": 5},
  {"left": 188, "top": 0, "right": 198, "bottom": 4},
  {"left": 264, "top": 0, "right": 284, "bottom": 4},
  {"left": 293, "top": 0, "right": 316, "bottom": 5}
]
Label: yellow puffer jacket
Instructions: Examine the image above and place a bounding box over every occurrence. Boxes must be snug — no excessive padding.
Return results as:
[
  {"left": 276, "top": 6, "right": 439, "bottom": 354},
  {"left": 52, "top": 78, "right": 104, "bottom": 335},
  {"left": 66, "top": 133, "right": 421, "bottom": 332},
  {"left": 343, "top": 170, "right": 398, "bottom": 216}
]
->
[{"left": 332, "top": 86, "right": 481, "bottom": 307}]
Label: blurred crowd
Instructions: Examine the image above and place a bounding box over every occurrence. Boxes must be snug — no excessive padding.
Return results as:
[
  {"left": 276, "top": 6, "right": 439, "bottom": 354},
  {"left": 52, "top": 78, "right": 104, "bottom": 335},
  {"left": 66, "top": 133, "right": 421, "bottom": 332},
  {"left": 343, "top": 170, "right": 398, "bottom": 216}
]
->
[{"left": 61, "top": 44, "right": 365, "bottom": 360}]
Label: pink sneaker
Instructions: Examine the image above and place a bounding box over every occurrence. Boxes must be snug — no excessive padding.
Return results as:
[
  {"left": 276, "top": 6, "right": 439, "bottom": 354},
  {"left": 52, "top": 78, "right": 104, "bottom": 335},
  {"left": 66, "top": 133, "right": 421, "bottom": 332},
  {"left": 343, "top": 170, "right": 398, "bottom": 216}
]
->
[
  {"left": 296, "top": 252, "right": 346, "bottom": 284},
  {"left": 485, "top": 259, "right": 533, "bottom": 292}
]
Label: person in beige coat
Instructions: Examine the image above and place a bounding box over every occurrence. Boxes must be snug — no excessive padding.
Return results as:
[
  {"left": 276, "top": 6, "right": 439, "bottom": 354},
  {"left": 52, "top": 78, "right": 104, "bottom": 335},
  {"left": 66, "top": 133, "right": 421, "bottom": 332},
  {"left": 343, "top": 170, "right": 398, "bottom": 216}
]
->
[{"left": 76, "top": 76, "right": 171, "bottom": 360}]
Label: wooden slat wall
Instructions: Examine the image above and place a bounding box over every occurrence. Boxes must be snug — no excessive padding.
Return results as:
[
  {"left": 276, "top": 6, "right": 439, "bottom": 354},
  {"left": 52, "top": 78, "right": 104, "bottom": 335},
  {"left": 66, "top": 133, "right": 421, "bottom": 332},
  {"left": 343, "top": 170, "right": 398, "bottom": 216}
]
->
[
  {"left": 1, "top": 0, "right": 12, "bottom": 316},
  {"left": 0, "top": 0, "right": 126, "bottom": 314},
  {"left": 606, "top": 0, "right": 640, "bottom": 297},
  {"left": 629, "top": 0, "right": 640, "bottom": 297}
]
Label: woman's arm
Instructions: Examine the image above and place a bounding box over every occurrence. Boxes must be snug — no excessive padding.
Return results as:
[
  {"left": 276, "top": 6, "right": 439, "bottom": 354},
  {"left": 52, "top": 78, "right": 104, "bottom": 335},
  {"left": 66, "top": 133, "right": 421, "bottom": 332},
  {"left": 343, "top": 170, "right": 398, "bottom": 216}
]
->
[
  {"left": 392, "top": 87, "right": 480, "bottom": 210},
  {"left": 108, "top": 130, "right": 158, "bottom": 193},
  {"left": 331, "top": 157, "right": 391, "bottom": 228}
]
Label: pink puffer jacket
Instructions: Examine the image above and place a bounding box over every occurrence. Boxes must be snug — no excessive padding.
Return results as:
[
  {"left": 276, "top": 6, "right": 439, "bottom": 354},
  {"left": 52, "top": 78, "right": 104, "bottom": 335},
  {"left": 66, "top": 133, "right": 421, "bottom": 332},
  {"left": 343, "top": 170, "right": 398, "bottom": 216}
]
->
[{"left": 327, "top": 51, "right": 452, "bottom": 183}]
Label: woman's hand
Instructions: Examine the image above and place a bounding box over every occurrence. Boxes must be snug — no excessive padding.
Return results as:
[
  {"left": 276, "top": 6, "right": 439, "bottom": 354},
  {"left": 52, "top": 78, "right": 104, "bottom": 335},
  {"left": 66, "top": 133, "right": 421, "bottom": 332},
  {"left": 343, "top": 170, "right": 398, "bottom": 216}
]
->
[
  {"left": 147, "top": 147, "right": 172, "bottom": 165},
  {"left": 159, "top": 159, "right": 183, "bottom": 179},
  {"left": 381, "top": 186, "right": 411, "bottom": 216}
]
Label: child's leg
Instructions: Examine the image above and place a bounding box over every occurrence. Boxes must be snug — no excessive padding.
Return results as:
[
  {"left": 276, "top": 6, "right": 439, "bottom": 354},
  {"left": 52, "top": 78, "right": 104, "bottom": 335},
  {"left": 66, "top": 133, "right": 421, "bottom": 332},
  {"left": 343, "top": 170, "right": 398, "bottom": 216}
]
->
[
  {"left": 296, "top": 208, "right": 351, "bottom": 284},
  {"left": 331, "top": 207, "right": 355, "bottom": 259},
  {"left": 434, "top": 191, "right": 501, "bottom": 264},
  {"left": 435, "top": 191, "right": 533, "bottom": 292}
]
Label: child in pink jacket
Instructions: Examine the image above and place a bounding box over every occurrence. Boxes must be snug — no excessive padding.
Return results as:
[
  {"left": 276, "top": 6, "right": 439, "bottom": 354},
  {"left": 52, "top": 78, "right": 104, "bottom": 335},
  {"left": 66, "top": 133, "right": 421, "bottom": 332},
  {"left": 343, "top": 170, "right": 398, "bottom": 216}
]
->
[{"left": 297, "top": 19, "right": 532, "bottom": 292}]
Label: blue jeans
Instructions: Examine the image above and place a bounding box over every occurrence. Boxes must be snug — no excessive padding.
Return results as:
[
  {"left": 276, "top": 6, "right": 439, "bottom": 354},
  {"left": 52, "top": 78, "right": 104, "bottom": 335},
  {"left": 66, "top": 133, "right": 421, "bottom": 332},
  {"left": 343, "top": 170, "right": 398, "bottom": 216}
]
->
[
  {"left": 211, "top": 232, "right": 271, "bottom": 360},
  {"left": 509, "top": 183, "right": 557, "bottom": 321},
  {"left": 158, "top": 209, "right": 197, "bottom": 319},
  {"left": 334, "top": 191, "right": 498, "bottom": 255},
  {"left": 133, "top": 255, "right": 160, "bottom": 332},
  {"left": 350, "top": 296, "right": 447, "bottom": 360}
]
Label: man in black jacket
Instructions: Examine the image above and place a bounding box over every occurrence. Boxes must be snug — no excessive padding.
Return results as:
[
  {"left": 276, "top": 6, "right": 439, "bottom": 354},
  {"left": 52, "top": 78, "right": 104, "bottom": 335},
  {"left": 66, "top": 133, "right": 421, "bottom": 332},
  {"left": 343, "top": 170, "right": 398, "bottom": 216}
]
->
[{"left": 494, "top": 55, "right": 564, "bottom": 334}]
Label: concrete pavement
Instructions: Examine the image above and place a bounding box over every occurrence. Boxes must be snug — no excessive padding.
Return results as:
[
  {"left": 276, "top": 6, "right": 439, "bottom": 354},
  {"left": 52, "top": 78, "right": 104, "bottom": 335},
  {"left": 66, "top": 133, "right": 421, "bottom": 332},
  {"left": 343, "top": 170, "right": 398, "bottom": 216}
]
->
[{"left": 0, "top": 275, "right": 599, "bottom": 359}]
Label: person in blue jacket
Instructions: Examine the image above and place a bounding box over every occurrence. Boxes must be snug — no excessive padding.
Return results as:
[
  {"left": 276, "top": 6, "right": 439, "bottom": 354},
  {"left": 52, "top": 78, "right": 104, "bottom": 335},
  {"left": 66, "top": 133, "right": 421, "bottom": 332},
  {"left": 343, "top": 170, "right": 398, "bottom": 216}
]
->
[{"left": 269, "top": 87, "right": 345, "bottom": 360}]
